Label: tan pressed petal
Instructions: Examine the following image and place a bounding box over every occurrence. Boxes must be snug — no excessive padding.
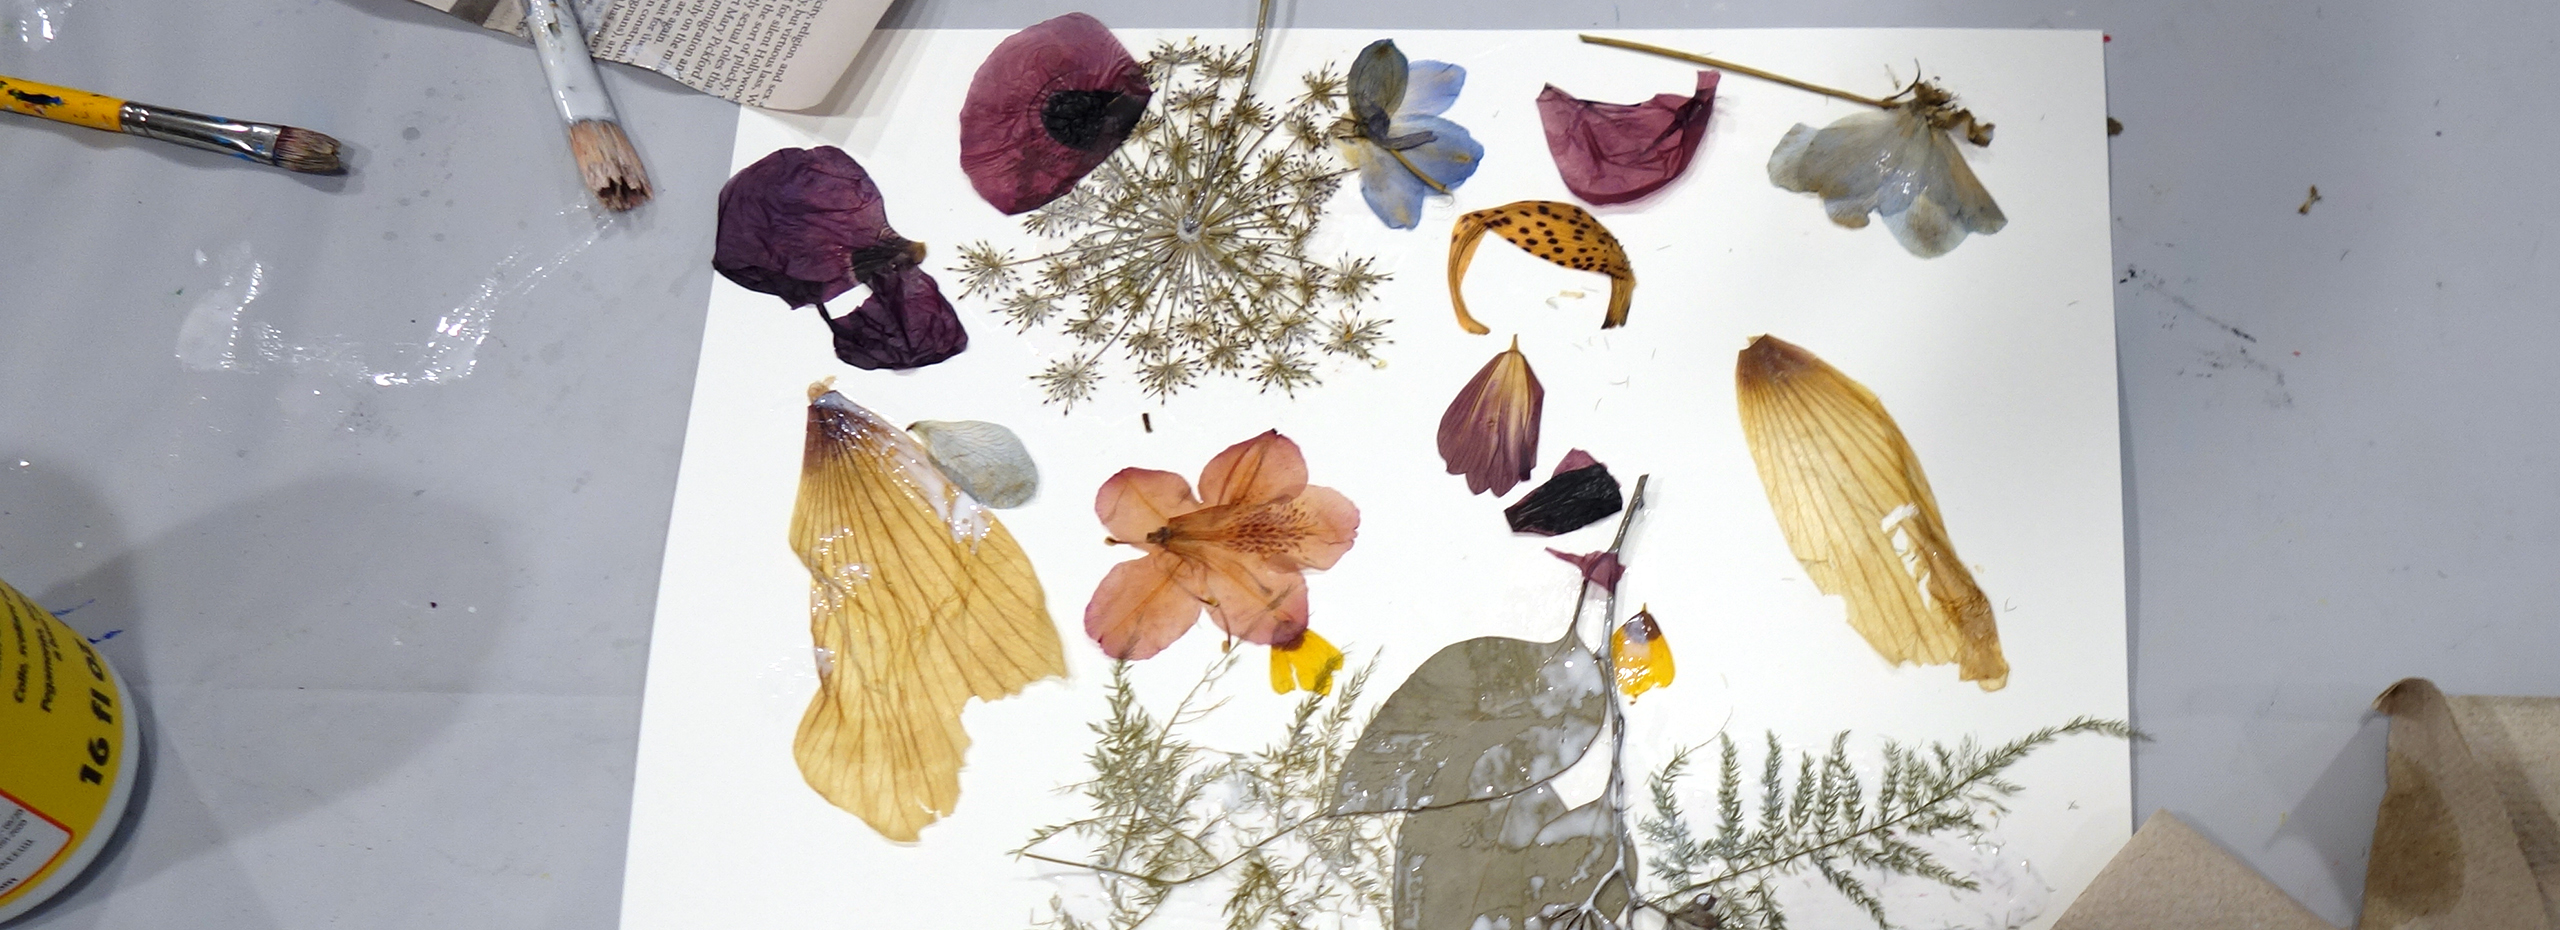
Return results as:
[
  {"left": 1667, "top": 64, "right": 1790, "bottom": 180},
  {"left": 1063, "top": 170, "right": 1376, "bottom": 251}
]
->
[
  {"left": 1447, "top": 201, "right": 1638, "bottom": 333},
  {"left": 789, "top": 385, "right": 1069, "bottom": 840},
  {"left": 1438, "top": 338, "right": 1545, "bottom": 496},
  {"left": 1733, "top": 337, "right": 2008, "bottom": 691}
]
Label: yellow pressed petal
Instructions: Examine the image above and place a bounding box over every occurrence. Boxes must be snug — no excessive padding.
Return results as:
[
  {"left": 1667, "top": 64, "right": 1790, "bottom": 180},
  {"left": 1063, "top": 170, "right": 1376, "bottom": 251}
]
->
[
  {"left": 1733, "top": 337, "right": 2009, "bottom": 691},
  {"left": 1270, "top": 629, "right": 1345, "bottom": 695},
  {"left": 1447, "top": 201, "right": 1638, "bottom": 333},
  {"left": 1611, "top": 609, "right": 1676, "bottom": 701},
  {"left": 790, "top": 383, "right": 1069, "bottom": 840}
]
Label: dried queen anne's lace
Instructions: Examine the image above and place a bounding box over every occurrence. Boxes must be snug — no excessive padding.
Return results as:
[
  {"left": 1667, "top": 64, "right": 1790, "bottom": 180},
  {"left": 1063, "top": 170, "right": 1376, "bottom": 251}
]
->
[{"left": 955, "top": 41, "right": 1391, "bottom": 408}]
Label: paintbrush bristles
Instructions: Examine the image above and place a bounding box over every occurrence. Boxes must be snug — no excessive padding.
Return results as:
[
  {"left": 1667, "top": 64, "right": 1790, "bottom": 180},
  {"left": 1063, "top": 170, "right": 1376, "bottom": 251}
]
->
[
  {"left": 273, "top": 126, "right": 345, "bottom": 174},
  {"left": 568, "top": 119, "right": 651, "bottom": 211}
]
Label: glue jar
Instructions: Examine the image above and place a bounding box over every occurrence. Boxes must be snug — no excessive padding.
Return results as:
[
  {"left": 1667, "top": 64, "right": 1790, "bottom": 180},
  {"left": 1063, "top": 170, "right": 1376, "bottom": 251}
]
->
[{"left": 0, "top": 575, "right": 138, "bottom": 922}]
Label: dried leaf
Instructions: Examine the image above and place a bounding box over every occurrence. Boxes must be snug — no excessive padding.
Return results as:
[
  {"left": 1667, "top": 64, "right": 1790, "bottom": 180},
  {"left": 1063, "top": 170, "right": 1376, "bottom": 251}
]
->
[
  {"left": 1449, "top": 200, "right": 1636, "bottom": 332},
  {"left": 790, "top": 384, "right": 1069, "bottom": 840},
  {"left": 1733, "top": 336, "right": 2008, "bottom": 690},
  {"left": 1537, "top": 71, "right": 1720, "bottom": 206},
  {"left": 1437, "top": 339, "right": 1544, "bottom": 497},
  {"left": 1394, "top": 783, "right": 1636, "bottom": 930},
  {"left": 1332, "top": 635, "right": 1606, "bottom": 814}
]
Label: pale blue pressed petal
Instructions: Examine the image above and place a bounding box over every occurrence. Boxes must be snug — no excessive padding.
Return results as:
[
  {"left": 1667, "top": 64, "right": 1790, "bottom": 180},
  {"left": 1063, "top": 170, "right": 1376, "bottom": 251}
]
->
[
  {"left": 1391, "top": 114, "right": 1484, "bottom": 192},
  {"left": 1400, "top": 60, "right": 1466, "bottom": 117},
  {"left": 1353, "top": 142, "right": 1431, "bottom": 230}
]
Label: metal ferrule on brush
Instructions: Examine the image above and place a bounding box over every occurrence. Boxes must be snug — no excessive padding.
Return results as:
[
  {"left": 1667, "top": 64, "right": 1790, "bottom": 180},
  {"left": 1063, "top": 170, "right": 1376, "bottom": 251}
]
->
[{"left": 118, "top": 102, "right": 284, "bottom": 166}]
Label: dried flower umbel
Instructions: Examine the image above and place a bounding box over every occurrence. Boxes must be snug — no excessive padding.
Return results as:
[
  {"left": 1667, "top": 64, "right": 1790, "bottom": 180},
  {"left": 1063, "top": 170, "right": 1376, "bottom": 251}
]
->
[{"left": 956, "top": 40, "right": 1390, "bottom": 408}]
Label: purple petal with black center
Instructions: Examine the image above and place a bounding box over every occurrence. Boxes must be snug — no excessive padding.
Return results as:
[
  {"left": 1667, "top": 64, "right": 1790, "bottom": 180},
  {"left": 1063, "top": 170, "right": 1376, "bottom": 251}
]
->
[
  {"left": 1538, "top": 71, "right": 1720, "bottom": 206},
  {"left": 959, "top": 13, "right": 1153, "bottom": 215}
]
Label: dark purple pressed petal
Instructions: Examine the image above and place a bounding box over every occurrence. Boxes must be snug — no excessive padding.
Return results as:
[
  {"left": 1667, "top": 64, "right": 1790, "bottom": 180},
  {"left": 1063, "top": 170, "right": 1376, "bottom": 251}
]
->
[
  {"left": 1537, "top": 71, "right": 1720, "bottom": 206},
  {"left": 1505, "top": 460, "right": 1624, "bottom": 535},
  {"left": 825, "top": 269, "right": 969, "bottom": 371},
  {"left": 1554, "top": 448, "right": 1600, "bottom": 476},
  {"left": 959, "top": 13, "right": 1152, "bottom": 215},
  {"left": 713, "top": 146, "right": 893, "bottom": 308},
  {"left": 1547, "top": 549, "right": 1625, "bottom": 592}
]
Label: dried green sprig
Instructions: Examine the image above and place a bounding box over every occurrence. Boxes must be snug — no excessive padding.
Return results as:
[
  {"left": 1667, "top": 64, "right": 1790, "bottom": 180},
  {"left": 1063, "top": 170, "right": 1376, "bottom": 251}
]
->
[
  {"left": 1024, "top": 655, "right": 1395, "bottom": 930},
  {"left": 1637, "top": 718, "right": 2136, "bottom": 930},
  {"left": 956, "top": 40, "right": 1389, "bottom": 409}
]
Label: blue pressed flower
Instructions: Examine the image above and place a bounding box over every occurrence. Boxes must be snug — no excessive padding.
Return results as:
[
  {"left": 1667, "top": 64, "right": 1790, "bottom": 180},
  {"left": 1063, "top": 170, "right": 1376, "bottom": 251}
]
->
[{"left": 1340, "top": 40, "right": 1482, "bottom": 230}]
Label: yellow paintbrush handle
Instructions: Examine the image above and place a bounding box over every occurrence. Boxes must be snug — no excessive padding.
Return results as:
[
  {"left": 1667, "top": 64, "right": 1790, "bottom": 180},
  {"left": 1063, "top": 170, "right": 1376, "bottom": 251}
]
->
[{"left": 0, "top": 75, "right": 124, "bottom": 131}]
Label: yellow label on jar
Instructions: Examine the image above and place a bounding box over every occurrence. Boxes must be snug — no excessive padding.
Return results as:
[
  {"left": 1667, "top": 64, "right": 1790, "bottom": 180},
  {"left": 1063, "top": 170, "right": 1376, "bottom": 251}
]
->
[{"left": 0, "top": 577, "right": 128, "bottom": 913}]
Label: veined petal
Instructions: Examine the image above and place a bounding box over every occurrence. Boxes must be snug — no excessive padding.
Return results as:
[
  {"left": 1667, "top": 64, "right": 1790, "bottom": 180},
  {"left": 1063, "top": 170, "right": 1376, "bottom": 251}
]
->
[
  {"left": 1198, "top": 429, "right": 1311, "bottom": 507},
  {"left": 1096, "top": 467, "right": 1201, "bottom": 546},
  {"left": 1270, "top": 629, "right": 1346, "bottom": 695},
  {"left": 1400, "top": 59, "right": 1466, "bottom": 117},
  {"left": 1282, "top": 484, "right": 1361, "bottom": 571},
  {"left": 1353, "top": 143, "right": 1432, "bottom": 230},
  {"left": 826, "top": 268, "right": 967, "bottom": 371},
  {"left": 1083, "top": 552, "right": 1205, "bottom": 660},
  {"left": 959, "top": 13, "right": 1153, "bottom": 214},
  {"left": 1437, "top": 339, "right": 1545, "bottom": 496},
  {"left": 1387, "top": 114, "right": 1484, "bottom": 193},
  {"left": 1187, "top": 548, "right": 1311, "bottom": 646},
  {"left": 1537, "top": 71, "right": 1718, "bottom": 206}
]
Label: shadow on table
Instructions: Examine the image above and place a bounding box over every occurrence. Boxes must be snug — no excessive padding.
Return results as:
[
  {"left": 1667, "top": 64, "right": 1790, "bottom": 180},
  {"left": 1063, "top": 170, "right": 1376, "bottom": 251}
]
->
[{"left": 8, "top": 470, "right": 512, "bottom": 929}]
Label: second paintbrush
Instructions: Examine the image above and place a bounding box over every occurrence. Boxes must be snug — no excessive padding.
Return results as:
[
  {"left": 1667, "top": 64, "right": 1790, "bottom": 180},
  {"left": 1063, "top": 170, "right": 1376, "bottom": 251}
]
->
[{"left": 522, "top": 0, "right": 651, "bottom": 211}]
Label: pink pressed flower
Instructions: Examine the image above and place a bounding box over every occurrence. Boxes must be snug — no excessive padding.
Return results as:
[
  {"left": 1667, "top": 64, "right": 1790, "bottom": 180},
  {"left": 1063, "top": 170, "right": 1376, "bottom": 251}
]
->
[
  {"left": 959, "top": 13, "right": 1153, "bottom": 215},
  {"left": 1438, "top": 338, "right": 1544, "bottom": 496},
  {"left": 1537, "top": 71, "right": 1719, "bottom": 205},
  {"left": 1085, "top": 431, "right": 1361, "bottom": 660}
]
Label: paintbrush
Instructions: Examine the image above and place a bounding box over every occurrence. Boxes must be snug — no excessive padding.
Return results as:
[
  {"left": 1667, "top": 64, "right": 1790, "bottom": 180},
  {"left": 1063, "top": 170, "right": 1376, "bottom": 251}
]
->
[
  {"left": 0, "top": 74, "right": 342, "bottom": 174},
  {"left": 521, "top": 0, "right": 651, "bottom": 211}
]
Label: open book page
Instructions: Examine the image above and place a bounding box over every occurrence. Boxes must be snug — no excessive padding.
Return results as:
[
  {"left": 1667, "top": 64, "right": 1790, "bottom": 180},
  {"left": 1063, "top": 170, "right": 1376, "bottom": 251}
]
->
[{"left": 409, "top": 0, "right": 890, "bottom": 108}]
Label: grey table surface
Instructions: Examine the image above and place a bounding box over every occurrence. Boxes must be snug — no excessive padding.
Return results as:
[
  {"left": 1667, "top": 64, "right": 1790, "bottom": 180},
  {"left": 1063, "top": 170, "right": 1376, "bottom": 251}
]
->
[{"left": 1, "top": 0, "right": 2545, "bottom": 926}]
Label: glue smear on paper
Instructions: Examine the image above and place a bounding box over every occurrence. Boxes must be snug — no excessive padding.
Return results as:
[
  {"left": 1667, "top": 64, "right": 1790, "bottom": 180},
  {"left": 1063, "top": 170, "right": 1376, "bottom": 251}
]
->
[
  {"left": 175, "top": 206, "right": 612, "bottom": 385},
  {"left": 7, "top": 0, "right": 74, "bottom": 47}
]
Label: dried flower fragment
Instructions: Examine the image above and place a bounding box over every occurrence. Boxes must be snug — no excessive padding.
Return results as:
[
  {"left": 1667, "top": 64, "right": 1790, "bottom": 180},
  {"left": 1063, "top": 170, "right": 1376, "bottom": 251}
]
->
[
  {"left": 1086, "top": 430, "right": 1360, "bottom": 659},
  {"left": 1611, "top": 607, "right": 1674, "bottom": 700},
  {"left": 715, "top": 146, "right": 967, "bottom": 370},
  {"left": 956, "top": 40, "right": 1389, "bottom": 406},
  {"left": 1768, "top": 80, "right": 2006, "bottom": 258},
  {"left": 789, "top": 384, "right": 1067, "bottom": 840},
  {"left": 1438, "top": 338, "right": 1544, "bottom": 496},
  {"left": 1270, "top": 628, "right": 1346, "bottom": 695},
  {"left": 1537, "top": 71, "right": 1719, "bottom": 205},
  {"left": 1340, "top": 39, "right": 1484, "bottom": 229},
  {"left": 1547, "top": 548, "right": 1624, "bottom": 592},
  {"left": 1449, "top": 201, "right": 1636, "bottom": 333},
  {"left": 1734, "top": 335, "right": 2008, "bottom": 690},
  {"left": 1505, "top": 450, "right": 1624, "bottom": 535},
  {"left": 959, "top": 13, "right": 1153, "bottom": 214},
  {"left": 907, "top": 419, "right": 1038, "bottom": 508}
]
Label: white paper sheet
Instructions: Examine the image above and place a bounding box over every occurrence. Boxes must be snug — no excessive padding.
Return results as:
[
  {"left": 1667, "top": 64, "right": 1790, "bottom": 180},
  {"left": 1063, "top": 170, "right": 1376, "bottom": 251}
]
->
[{"left": 623, "top": 27, "right": 2123, "bottom": 930}]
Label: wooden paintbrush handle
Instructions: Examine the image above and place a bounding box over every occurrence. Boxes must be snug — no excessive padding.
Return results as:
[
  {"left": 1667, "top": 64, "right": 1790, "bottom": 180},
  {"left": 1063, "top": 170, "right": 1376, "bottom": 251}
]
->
[{"left": 0, "top": 75, "right": 123, "bottom": 131}]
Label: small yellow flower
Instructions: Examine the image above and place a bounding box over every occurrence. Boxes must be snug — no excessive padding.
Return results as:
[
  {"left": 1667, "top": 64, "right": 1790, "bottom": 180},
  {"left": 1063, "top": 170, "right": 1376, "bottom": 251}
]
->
[
  {"left": 1612, "top": 607, "right": 1675, "bottom": 701},
  {"left": 1270, "top": 629, "right": 1346, "bottom": 695}
]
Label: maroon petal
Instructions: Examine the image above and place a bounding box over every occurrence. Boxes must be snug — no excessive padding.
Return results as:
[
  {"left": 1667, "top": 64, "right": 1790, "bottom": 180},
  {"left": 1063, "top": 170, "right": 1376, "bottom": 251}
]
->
[
  {"left": 1554, "top": 448, "right": 1600, "bottom": 476},
  {"left": 713, "top": 146, "right": 894, "bottom": 308},
  {"left": 959, "top": 13, "right": 1153, "bottom": 215},
  {"left": 824, "top": 269, "right": 969, "bottom": 371},
  {"left": 1537, "top": 71, "right": 1720, "bottom": 206},
  {"left": 1547, "top": 549, "right": 1624, "bottom": 592}
]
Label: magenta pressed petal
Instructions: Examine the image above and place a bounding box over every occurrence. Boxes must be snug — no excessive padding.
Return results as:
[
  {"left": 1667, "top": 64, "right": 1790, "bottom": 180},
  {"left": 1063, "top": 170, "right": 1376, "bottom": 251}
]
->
[
  {"left": 1547, "top": 549, "right": 1625, "bottom": 592},
  {"left": 959, "top": 13, "right": 1153, "bottom": 215},
  {"left": 824, "top": 268, "right": 969, "bottom": 371},
  {"left": 713, "top": 146, "right": 894, "bottom": 308},
  {"left": 1555, "top": 449, "right": 1600, "bottom": 477},
  {"left": 1537, "top": 71, "right": 1720, "bottom": 206}
]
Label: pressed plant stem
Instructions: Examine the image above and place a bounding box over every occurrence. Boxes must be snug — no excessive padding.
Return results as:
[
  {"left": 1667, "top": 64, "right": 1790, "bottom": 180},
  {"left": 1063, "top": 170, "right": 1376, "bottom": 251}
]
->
[{"left": 1578, "top": 35, "right": 1891, "bottom": 109}]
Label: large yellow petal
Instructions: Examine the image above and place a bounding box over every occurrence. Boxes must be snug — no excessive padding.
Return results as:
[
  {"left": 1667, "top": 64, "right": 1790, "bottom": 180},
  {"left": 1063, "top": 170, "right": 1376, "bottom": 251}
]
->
[
  {"left": 1734, "top": 337, "right": 2008, "bottom": 691},
  {"left": 790, "top": 384, "right": 1068, "bottom": 840}
]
